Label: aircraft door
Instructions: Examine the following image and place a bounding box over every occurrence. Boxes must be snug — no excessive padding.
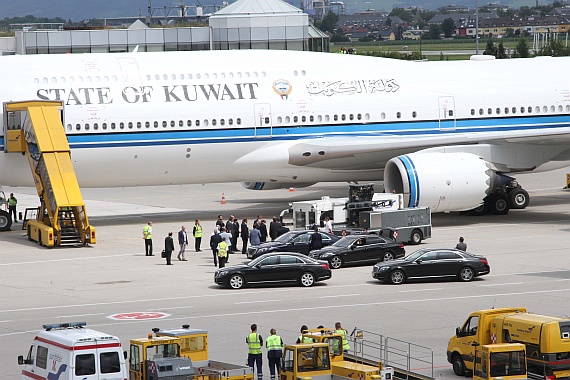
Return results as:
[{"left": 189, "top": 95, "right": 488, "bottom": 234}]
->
[
  {"left": 438, "top": 96, "right": 456, "bottom": 131},
  {"left": 254, "top": 103, "right": 273, "bottom": 138}
]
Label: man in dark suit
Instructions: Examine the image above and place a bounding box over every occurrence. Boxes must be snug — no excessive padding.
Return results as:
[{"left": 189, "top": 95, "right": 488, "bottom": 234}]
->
[
  {"left": 309, "top": 227, "right": 323, "bottom": 251},
  {"left": 269, "top": 217, "right": 282, "bottom": 241},
  {"left": 164, "top": 232, "right": 175, "bottom": 265},
  {"left": 241, "top": 218, "right": 249, "bottom": 254}
]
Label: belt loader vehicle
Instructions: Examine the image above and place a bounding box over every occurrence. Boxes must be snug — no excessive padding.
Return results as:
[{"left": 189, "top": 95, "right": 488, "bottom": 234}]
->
[{"left": 447, "top": 307, "right": 570, "bottom": 379}]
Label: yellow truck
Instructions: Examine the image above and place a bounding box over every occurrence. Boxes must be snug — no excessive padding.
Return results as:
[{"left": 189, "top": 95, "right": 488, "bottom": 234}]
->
[{"left": 447, "top": 307, "right": 570, "bottom": 379}]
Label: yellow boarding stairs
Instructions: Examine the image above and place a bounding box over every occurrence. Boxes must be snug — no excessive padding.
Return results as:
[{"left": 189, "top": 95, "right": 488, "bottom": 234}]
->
[{"left": 3, "top": 101, "right": 95, "bottom": 247}]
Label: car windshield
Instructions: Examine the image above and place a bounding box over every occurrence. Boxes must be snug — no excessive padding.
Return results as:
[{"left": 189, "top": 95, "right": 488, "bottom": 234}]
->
[
  {"left": 332, "top": 237, "right": 358, "bottom": 248},
  {"left": 274, "top": 231, "right": 298, "bottom": 243},
  {"left": 404, "top": 249, "right": 432, "bottom": 262}
]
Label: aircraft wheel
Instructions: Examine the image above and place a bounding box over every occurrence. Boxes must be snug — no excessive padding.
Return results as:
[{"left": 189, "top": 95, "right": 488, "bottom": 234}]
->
[
  {"left": 466, "top": 200, "right": 488, "bottom": 216},
  {"left": 489, "top": 193, "right": 510, "bottom": 215},
  {"left": 0, "top": 210, "right": 11, "bottom": 231},
  {"left": 508, "top": 188, "right": 530, "bottom": 209}
]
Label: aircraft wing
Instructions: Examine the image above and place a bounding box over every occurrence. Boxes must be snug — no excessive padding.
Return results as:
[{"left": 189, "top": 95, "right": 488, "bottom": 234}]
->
[{"left": 286, "top": 126, "right": 570, "bottom": 170}]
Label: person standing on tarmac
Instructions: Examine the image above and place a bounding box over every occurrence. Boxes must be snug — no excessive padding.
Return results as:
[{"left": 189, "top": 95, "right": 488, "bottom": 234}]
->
[
  {"left": 193, "top": 219, "right": 203, "bottom": 252},
  {"left": 259, "top": 220, "right": 268, "bottom": 243},
  {"left": 143, "top": 222, "right": 153, "bottom": 256},
  {"left": 455, "top": 237, "right": 467, "bottom": 251},
  {"left": 266, "top": 328, "right": 283, "bottom": 380},
  {"left": 8, "top": 193, "right": 18, "bottom": 223},
  {"left": 309, "top": 226, "right": 323, "bottom": 251},
  {"left": 246, "top": 324, "right": 263, "bottom": 380},
  {"left": 178, "top": 226, "right": 188, "bottom": 261},
  {"left": 241, "top": 218, "right": 249, "bottom": 254},
  {"left": 164, "top": 232, "right": 175, "bottom": 265},
  {"left": 249, "top": 224, "right": 261, "bottom": 246},
  {"left": 217, "top": 237, "right": 229, "bottom": 268},
  {"left": 210, "top": 228, "right": 222, "bottom": 267},
  {"left": 335, "top": 322, "right": 350, "bottom": 353}
]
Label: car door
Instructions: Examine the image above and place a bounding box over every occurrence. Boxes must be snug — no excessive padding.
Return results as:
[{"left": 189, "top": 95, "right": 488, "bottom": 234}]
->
[
  {"left": 288, "top": 233, "right": 311, "bottom": 254},
  {"left": 320, "top": 233, "right": 335, "bottom": 248},
  {"left": 347, "top": 237, "right": 368, "bottom": 263},
  {"left": 405, "top": 250, "right": 439, "bottom": 278},
  {"left": 363, "top": 237, "right": 385, "bottom": 262},
  {"left": 436, "top": 250, "right": 464, "bottom": 277},
  {"left": 276, "top": 255, "right": 304, "bottom": 283},
  {"left": 247, "top": 256, "right": 280, "bottom": 284}
]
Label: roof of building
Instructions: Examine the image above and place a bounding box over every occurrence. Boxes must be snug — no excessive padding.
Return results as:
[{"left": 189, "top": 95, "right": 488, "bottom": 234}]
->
[{"left": 214, "top": 0, "right": 302, "bottom": 15}]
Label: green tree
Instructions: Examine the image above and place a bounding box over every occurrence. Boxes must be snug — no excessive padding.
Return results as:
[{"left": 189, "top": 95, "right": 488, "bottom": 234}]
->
[
  {"left": 441, "top": 17, "right": 455, "bottom": 38},
  {"left": 389, "top": 7, "right": 413, "bottom": 22},
  {"left": 519, "top": 6, "right": 533, "bottom": 17},
  {"left": 483, "top": 39, "right": 497, "bottom": 56},
  {"left": 315, "top": 11, "right": 338, "bottom": 33},
  {"left": 514, "top": 38, "right": 530, "bottom": 58},
  {"left": 385, "top": 17, "right": 392, "bottom": 27},
  {"left": 425, "top": 24, "right": 442, "bottom": 40},
  {"left": 505, "top": 28, "right": 515, "bottom": 38},
  {"left": 331, "top": 33, "right": 349, "bottom": 43},
  {"left": 497, "top": 42, "right": 508, "bottom": 59}
]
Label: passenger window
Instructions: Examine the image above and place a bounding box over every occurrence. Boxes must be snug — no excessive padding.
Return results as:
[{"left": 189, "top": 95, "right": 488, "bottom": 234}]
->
[
  {"left": 36, "top": 346, "right": 48, "bottom": 369},
  {"left": 100, "top": 352, "right": 121, "bottom": 373},
  {"left": 438, "top": 251, "right": 459, "bottom": 260},
  {"left": 279, "top": 256, "right": 301, "bottom": 264},
  {"left": 258, "top": 256, "right": 279, "bottom": 266},
  {"left": 75, "top": 354, "right": 96, "bottom": 376},
  {"left": 462, "top": 316, "right": 479, "bottom": 336},
  {"left": 293, "top": 234, "right": 311, "bottom": 243},
  {"left": 264, "top": 117, "right": 270, "bottom": 124},
  {"left": 420, "top": 251, "right": 438, "bottom": 261}
]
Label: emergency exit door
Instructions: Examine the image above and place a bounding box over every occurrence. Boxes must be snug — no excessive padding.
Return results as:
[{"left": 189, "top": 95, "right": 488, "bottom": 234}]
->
[
  {"left": 254, "top": 103, "right": 273, "bottom": 138},
  {"left": 438, "top": 96, "right": 456, "bottom": 131}
]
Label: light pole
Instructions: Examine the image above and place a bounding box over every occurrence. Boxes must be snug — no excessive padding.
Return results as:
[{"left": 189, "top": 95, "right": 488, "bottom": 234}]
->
[{"left": 475, "top": 0, "right": 479, "bottom": 54}]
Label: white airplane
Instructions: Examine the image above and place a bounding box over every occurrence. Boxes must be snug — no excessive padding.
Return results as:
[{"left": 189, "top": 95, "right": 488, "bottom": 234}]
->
[{"left": 1, "top": 50, "right": 569, "bottom": 216}]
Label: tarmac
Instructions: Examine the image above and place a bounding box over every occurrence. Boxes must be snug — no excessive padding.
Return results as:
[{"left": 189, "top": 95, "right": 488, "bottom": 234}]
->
[{"left": 1, "top": 168, "right": 570, "bottom": 379}]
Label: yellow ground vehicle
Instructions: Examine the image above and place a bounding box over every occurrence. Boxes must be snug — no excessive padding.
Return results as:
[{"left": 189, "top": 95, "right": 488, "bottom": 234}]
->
[
  {"left": 448, "top": 307, "right": 570, "bottom": 379},
  {"left": 154, "top": 325, "right": 254, "bottom": 380},
  {"left": 473, "top": 343, "right": 527, "bottom": 380},
  {"left": 3, "top": 101, "right": 95, "bottom": 246}
]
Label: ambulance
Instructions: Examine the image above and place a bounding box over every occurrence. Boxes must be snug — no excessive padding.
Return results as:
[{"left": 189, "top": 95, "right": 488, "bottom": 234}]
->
[{"left": 18, "top": 322, "right": 128, "bottom": 380}]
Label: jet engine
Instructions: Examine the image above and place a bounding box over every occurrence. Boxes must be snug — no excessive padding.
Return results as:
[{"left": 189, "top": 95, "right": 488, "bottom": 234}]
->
[
  {"left": 384, "top": 152, "right": 502, "bottom": 212},
  {"left": 241, "top": 181, "right": 316, "bottom": 190}
]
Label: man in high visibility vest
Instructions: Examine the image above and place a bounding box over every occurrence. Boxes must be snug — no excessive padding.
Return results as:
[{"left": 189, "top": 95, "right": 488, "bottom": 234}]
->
[
  {"left": 246, "top": 324, "right": 263, "bottom": 380},
  {"left": 143, "top": 221, "right": 153, "bottom": 256},
  {"left": 8, "top": 193, "right": 17, "bottom": 223},
  {"left": 193, "top": 219, "right": 203, "bottom": 252},
  {"left": 296, "top": 325, "right": 316, "bottom": 344},
  {"left": 217, "top": 237, "right": 228, "bottom": 268},
  {"left": 335, "top": 322, "right": 350, "bottom": 353},
  {"left": 266, "top": 328, "right": 284, "bottom": 380}
]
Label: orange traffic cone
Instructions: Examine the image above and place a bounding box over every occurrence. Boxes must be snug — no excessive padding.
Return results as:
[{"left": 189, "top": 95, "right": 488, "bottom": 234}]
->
[
  {"left": 221, "top": 193, "right": 226, "bottom": 205},
  {"left": 289, "top": 187, "right": 294, "bottom": 192}
]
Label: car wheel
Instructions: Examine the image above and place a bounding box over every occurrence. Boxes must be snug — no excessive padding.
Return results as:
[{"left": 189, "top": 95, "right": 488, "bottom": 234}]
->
[
  {"left": 459, "top": 267, "right": 474, "bottom": 282},
  {"left": 508, "top": 188, "right": 529, "bottom": 209},
  {"left": 383, "top": 251, "right": 395, "bottom": 261},
  {"left": 389, "top": 270, "right": 405, "bottom": 285},
  {"left": 451, "top": 354, "right": 466, "bottom": 376},
  {"left": 330, "top": 256, "right": 343, "bottom": 269},
  {"left": 409, "top": 229, "right": 422, "bottom": 245},
  {"left": 0, "top": 210, "right": 11, "bottom": 232},
  {"left": 228, "top": 274, "right": 245, "bottom": 289},
  {"left": 299, "top": 272, "right": 315, "bottom": 287}
]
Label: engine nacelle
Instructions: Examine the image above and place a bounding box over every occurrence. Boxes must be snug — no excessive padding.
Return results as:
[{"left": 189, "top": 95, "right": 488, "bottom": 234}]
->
[
  {"left": 241, "top": 181, "right": 316, "bottom": 190},
  {"left": 384, "top": 152, "right": 498, "bottom": 212}
]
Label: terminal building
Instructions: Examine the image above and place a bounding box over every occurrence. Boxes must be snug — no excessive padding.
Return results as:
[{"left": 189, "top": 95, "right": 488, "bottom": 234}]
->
[{"left": 0, "top": 0, "right": 329, "bottom": 55}]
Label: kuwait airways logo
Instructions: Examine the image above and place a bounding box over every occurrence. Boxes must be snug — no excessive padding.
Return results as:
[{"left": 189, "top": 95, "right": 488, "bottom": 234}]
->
[{"left": 273, "top": 79, "right": 292, "bottom": 100}]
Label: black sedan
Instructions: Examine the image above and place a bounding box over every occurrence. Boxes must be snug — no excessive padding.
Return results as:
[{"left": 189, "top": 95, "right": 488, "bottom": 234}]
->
[
  {"left": 247, "top": 230, "right": 340, "bottom": 259},
  {"left": 214, "top": 252, "right": 332, "bottom": 289},
  {"left": 309, "top": 235, "right": 405, "bottom": 269},
  {"left": 372, "top": 248, "right": 490, "bottom": 284}
]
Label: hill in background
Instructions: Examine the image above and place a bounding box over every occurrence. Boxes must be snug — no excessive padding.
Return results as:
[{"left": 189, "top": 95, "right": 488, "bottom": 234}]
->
[{"left": 1, "top": 0, "right": 541, "bottom": 22}]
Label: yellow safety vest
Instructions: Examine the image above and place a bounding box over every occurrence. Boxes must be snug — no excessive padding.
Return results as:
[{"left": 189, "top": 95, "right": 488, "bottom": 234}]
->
[
  {"left": 143, "top": 225, "right": 152, "bottom": 239},
  {"left": 194, "top": 225, "right": 202, "bottom": 238},
  {"left": 248, "top": 333, "right": 262, "bottom": 354},
  {"left": 218, "top": 241, "right": 228, "bottom": 257},
  {"left": 298, "top": 335, "right": 314, "bottom": 344},
  {"left": 335, "top": 329, "right": 350, "bottom": 351},
  {"left": 8, "top": 197, "right": 17, "bottom": 207},
  {"left": 266, "top": 335, "right": 283, "bottom": 352}
]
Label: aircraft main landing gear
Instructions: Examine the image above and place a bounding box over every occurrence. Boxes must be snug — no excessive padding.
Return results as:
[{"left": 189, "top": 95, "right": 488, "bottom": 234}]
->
[{"left": 467, "top": 181, "right": 529, "bottom": 216}]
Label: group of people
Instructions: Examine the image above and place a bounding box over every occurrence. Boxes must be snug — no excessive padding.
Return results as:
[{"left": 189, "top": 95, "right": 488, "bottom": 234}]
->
[
  {"left": 142, "top": 220, "right": 204, "bottom": 265},
  {"left": 246, "top": 322, "right": 350, "bottom": 380}
]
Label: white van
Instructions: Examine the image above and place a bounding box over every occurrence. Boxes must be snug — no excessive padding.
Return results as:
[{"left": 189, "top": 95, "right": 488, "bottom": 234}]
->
[{"left": 19, "top": 322, "right": 127, "bottom": 380}]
